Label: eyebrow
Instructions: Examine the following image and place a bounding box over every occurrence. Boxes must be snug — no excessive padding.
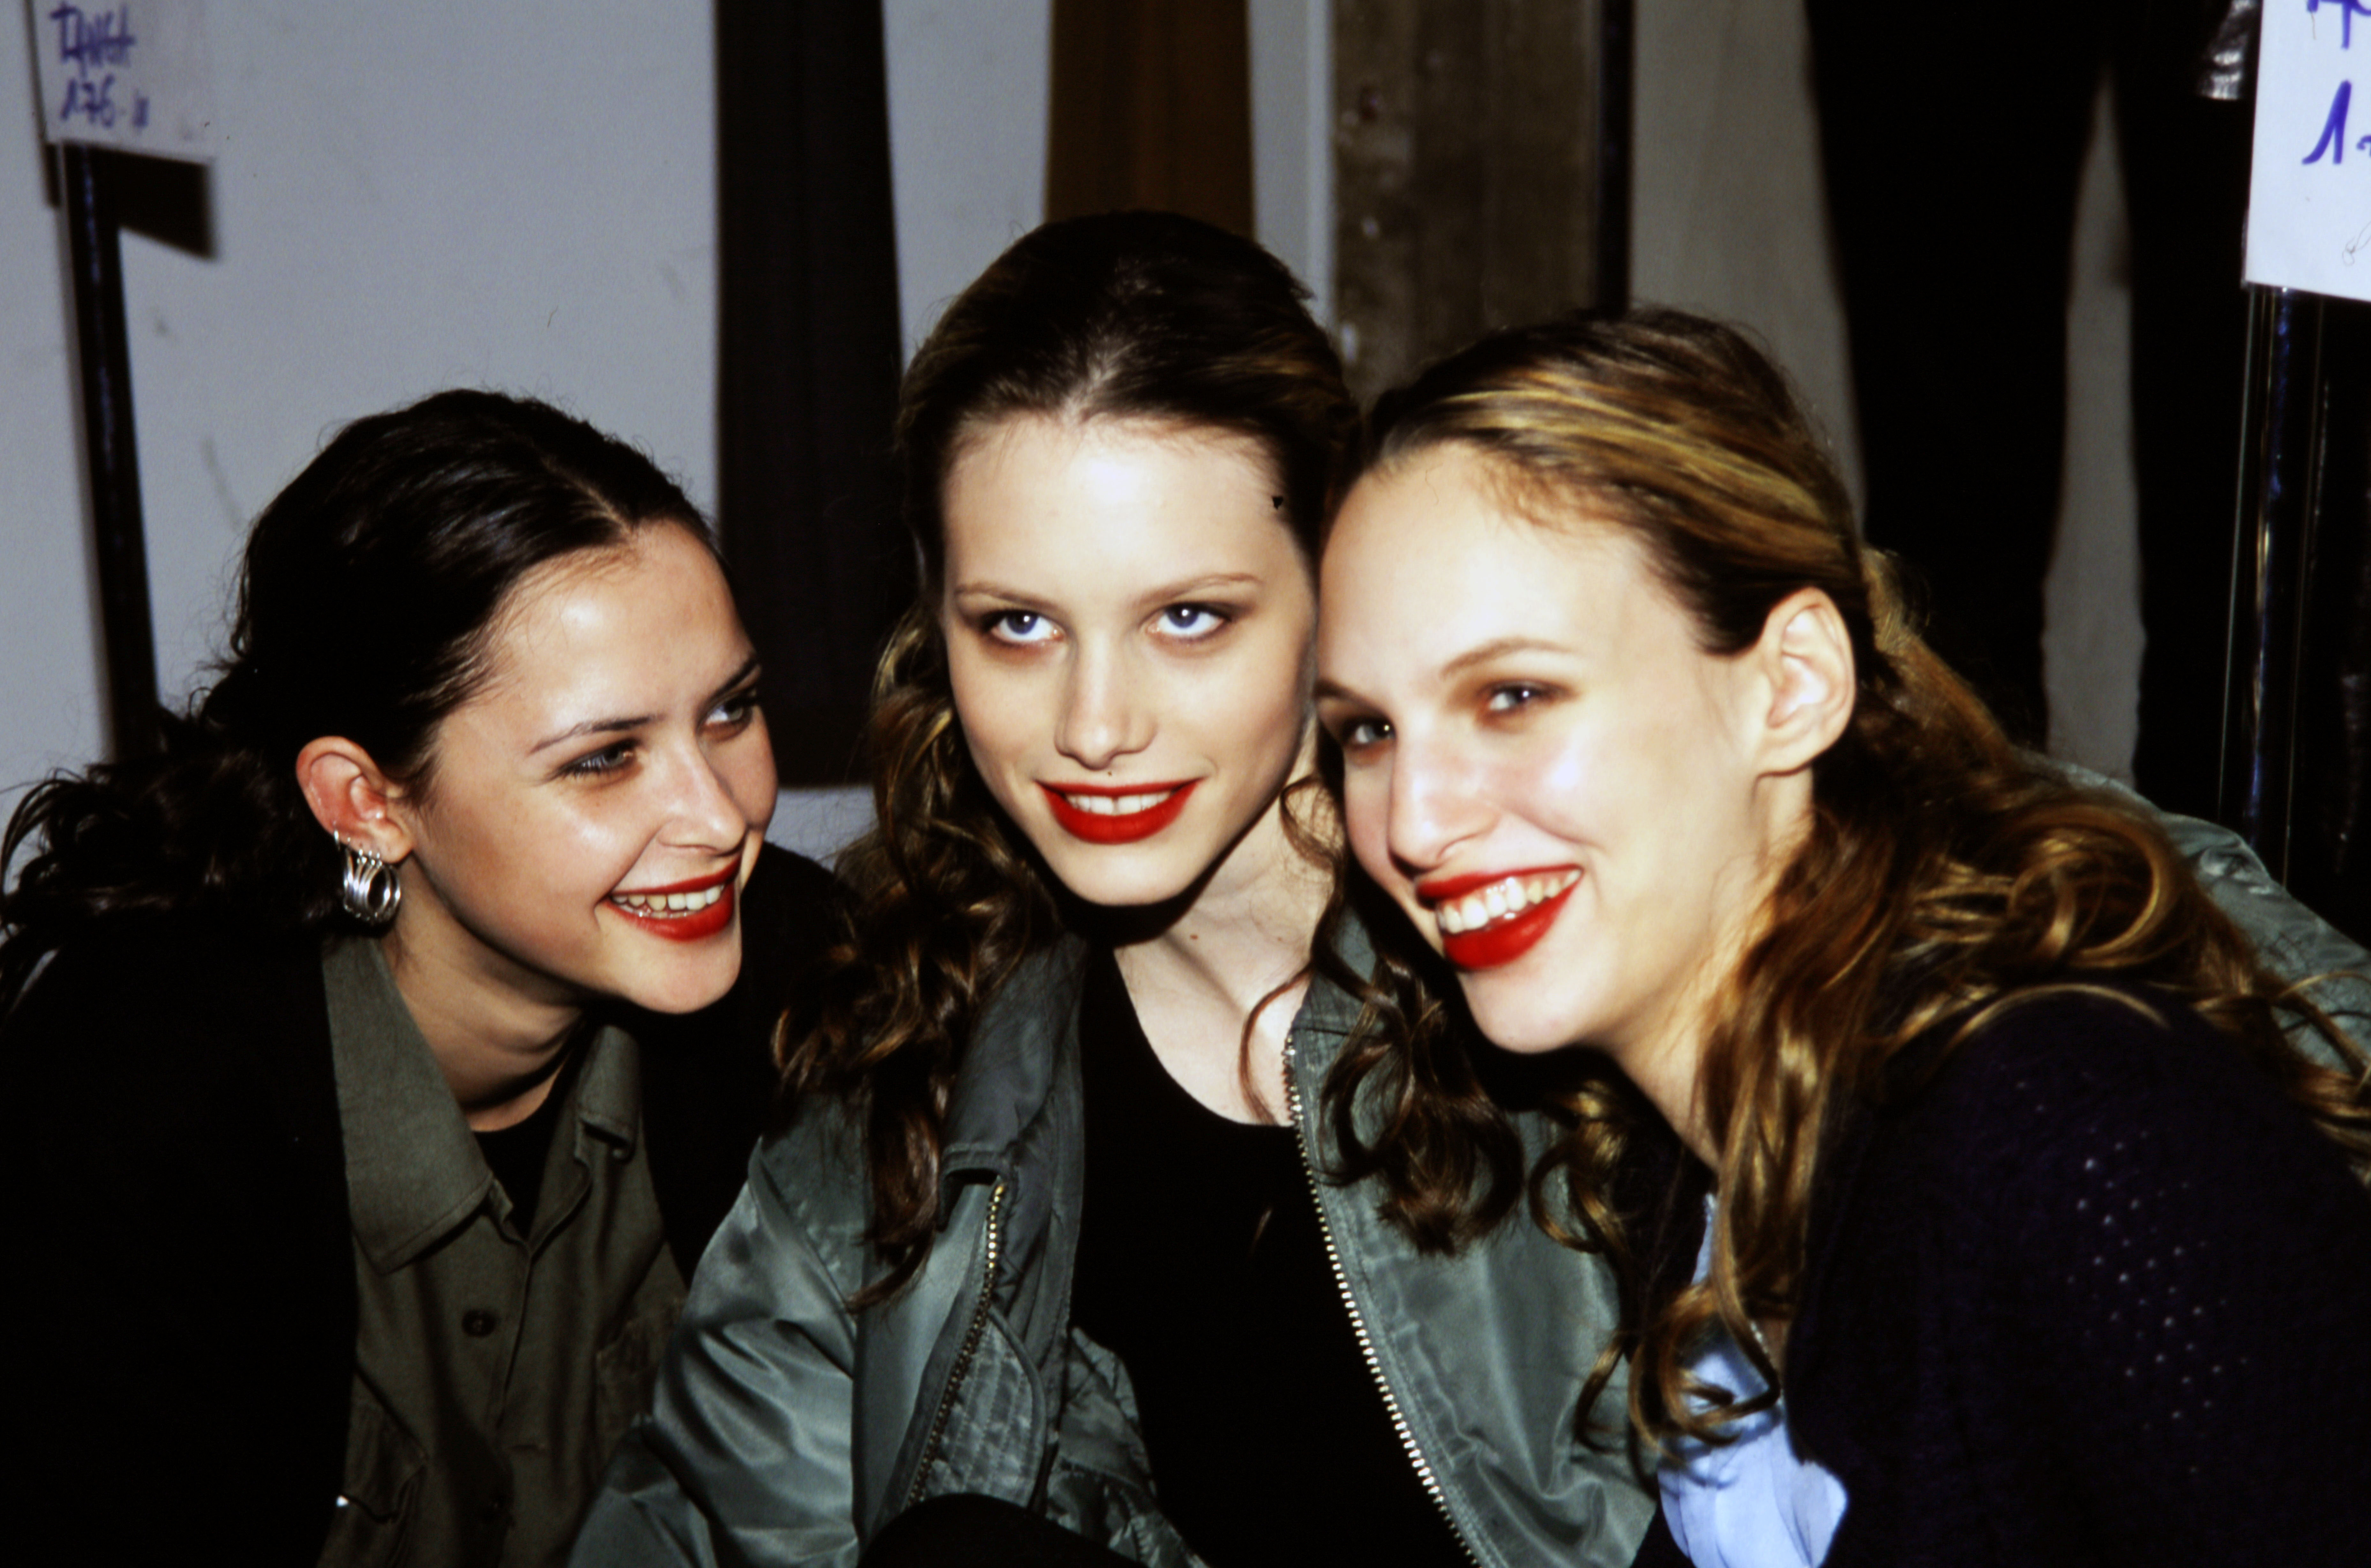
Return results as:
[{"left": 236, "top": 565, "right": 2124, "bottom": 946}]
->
[
  {"left": 529, "top": 653, "right": 762, "bottom": 754},
  {"left": 1436, "top": 635, "right": 1572, "bottom": 676},
  {"left": 1312, "top": 636, "right": 1573, "bottom": 708},
  {"left": 949, "top": 572, "right": 1264, "bottom": 610}
]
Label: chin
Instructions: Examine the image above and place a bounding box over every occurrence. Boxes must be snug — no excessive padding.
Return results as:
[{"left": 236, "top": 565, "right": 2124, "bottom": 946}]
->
[
  {"left": 1457, "top": 974, "right": 1589, "bottom": 1057},
  {"left": 614, "top": 945, "right": 745, "bottom": 1016}
]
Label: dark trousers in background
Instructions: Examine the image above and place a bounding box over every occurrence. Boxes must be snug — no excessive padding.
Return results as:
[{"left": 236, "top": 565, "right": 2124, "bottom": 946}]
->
[{"left": 1807, "top": 0, "right": 2250, "bottom": 820}]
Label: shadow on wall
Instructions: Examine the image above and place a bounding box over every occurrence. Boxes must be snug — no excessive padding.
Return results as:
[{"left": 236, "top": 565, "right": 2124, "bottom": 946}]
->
[{"left": 766, "top": 785, "right": 874, "bottom": 866}]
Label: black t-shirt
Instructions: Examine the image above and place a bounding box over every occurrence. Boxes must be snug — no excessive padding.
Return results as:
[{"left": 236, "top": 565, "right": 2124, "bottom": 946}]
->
[{"left": 1068, "top": 950, "right": 1470, "bottom": 1567}]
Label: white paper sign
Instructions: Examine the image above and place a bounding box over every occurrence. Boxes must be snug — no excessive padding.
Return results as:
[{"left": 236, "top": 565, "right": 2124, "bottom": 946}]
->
[{"left": 27, "top": 1, "right": 216, "bottom": 164}]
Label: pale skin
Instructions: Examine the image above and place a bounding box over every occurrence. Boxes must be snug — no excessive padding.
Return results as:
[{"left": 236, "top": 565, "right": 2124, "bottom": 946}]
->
[
  {"left": 295, "top": 524, "right": 778, "bottom": 1131},
  {"left": 940, "top": 413, "right": 1333, "bottom": 1122},
  {"left": 1317, "top": 446, "right": 1857, "bottom": 1167}
]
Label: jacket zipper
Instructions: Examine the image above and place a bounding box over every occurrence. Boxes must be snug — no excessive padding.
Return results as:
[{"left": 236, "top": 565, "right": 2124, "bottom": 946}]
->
[
  {"left": 904, "top": 1176, "right": 1008, "bottom": 1507},
  {"left": 1283, "top": 1032, "right": 1482, "bottom": 1565}
]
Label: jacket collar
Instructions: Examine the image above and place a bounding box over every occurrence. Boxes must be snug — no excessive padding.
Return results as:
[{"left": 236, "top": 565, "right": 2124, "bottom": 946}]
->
[
  {"left": 934, "top": 915, "right": 1380, "bottom": 1194},
  {"left": 322, "top": 936, "right": 639, "bottom": 1270}
]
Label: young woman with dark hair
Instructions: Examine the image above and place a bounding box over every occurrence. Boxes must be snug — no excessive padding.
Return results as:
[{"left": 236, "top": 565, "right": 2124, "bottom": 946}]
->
[
  {"left": 1317, "top": 308, "right": 2371, "bottom": 1566},
  {"left": 0, "top": 390, "right": 839, "bottom": 1566}
]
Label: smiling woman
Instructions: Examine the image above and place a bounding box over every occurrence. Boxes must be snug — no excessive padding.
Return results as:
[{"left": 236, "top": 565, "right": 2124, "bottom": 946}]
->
[
  {"left": 0, "top": 391, "right": 840, "bottom": 1567},
  {"left": 1318, "top": 309, "right": 2371, "bottom": 1567}
]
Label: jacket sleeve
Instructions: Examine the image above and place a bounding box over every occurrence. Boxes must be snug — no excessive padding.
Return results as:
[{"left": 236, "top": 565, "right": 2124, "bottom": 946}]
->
[
  {"left": 0, "top": 922, "right": 354, "bottom": 1564},
  {"left": 573, "top": 1130, "right": 867, "bottom": 1568},
  {"left": 2056, "top": 760, "right": 2371, "bottom": 1037}
]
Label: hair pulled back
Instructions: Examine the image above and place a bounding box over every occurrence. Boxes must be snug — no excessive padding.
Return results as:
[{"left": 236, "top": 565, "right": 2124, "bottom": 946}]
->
[
  {"left": 785, "top": 212, "right": 1362, "bottom": 1295},
  {"left": 1346, "top": 307, "right": 2371, "bottom": 1454},
  {"left": 2, "top": 390, "right": 706, "bottom": 1008}
]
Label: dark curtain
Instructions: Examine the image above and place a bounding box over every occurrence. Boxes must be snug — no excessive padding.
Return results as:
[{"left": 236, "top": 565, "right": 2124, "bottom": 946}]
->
[
  {"left": 1046, "top": 0, "right": 1253, "bottom": 235},
  {"left": 716, "top": 0, "right": 908, "bottom": 786},
  {"left": 2291, "top": 300, "right": 2371, "bottom": 944}
]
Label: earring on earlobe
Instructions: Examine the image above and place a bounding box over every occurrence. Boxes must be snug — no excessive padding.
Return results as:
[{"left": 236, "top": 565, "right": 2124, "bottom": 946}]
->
[{"left": 336, "top": 834, "right": 403, "bottom": 929}]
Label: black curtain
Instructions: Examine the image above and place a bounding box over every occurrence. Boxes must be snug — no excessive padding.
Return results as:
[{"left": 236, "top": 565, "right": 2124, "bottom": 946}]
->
[{"left": 716, "top": 0, "right": 908, "bottom": 786}]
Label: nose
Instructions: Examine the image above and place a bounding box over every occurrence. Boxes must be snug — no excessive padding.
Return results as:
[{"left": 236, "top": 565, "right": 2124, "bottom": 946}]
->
[
  {"left": 664, "top": 735, "right": 759, "bottom": 851},
  {"left": 1384, "top": 731, "right": 1491, "bottom": 878},
  {"left": 1055, "top": 642, "right": 1153, "bottom": 772}
]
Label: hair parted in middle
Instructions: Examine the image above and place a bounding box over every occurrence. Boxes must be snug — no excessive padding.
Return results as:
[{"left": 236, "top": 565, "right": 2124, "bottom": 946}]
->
[
  {"left": 1350, "top": 305, "right": 2371, "bottom": 1456},
  {"left": 782, "top": 211, "right": 1362, "bottom": 1296}
]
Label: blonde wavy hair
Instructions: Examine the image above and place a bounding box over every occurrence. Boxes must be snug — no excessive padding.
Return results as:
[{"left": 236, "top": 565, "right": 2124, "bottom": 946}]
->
[{"left": 1352, "top": 307, "right": 2371, "bottom": 1453}]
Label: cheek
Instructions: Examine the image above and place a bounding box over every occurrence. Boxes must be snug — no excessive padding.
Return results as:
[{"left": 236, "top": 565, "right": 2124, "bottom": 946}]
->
[{"left": 720, "top": 721, "right": 780, "bottom": 826}]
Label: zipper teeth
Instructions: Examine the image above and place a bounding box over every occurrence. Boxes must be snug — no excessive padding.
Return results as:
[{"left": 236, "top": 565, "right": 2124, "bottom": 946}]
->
[
  {"left": 905, "top": 1177, "right": 1007, "bottom": 1507},
  {"left": 1283, "top": 1033, "right": 1481, "bottom": 1565}
]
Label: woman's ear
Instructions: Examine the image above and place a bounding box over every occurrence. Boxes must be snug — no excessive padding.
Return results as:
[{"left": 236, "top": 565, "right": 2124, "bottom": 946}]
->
[
  {"left": 1751, "top": 588, "right": 1855, "bottom": 776},
  {"left": 294, "top": 738, "right": 414, "bottom": 862}
]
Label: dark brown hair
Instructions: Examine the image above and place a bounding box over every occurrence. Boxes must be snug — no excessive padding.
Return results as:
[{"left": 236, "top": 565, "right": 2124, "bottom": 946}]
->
[
  {"left": 781, "top": 212, "right": 1366, "bottom": 1297},
  {"left": 1349, "top": 307, "right": 2371, "bottom": 1453},
  {"left": 2, "top": 390, "right": 707, "bottom": 1011}
]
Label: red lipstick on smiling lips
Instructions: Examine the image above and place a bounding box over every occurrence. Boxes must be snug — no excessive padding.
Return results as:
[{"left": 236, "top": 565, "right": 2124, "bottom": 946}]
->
[
  {"left": 606, "top": 866, "right": 739, "bottom": 942},
  {"left": 1416, "top": 866, "right": 1581, "bottom": 970},
  {"left": 1040, "top": 779, "right": 1198, "bottom": 844}
]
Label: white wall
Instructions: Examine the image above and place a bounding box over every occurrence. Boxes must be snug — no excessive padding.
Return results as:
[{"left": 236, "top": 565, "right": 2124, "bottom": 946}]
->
[{"left": 3, "top": 2, "right": 719, "bottom": 824}]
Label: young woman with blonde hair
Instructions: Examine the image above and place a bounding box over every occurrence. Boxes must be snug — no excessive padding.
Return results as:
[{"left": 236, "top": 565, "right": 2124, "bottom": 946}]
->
[{"left": 1318, "top": 308, "right": 2371, "bottom": 1566}]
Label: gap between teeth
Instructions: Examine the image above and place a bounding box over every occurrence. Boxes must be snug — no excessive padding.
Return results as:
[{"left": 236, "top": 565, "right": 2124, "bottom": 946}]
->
[
  {"left": 611, "top": 884, "right": 726, "bottom": 915},
  {"left": 1060, "top": 788, "right": 1177, "bottom": 816},
  {"left": 1435, "top": 870, "right": 1580, "bottom": 935}
]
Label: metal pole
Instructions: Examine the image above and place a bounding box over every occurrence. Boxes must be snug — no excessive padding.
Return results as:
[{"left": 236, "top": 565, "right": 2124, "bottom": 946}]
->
[
  {"left": 2220, "top": 285, "right": 2324, "bottom": 879},
  {"left": 1593, "top": 0, "right": 1633, "bottom": 311},
  {"left": 62, "top": 142, "right": 161, "bottom": 763}
]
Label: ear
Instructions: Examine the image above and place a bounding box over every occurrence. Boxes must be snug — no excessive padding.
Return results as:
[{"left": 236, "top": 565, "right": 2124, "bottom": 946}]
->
[
  {"left": 1747, "top": 588, "right": 1855, "bottom": 776},
  {"left": 294, "top": 737, "right": 415, "bottom": 863}
]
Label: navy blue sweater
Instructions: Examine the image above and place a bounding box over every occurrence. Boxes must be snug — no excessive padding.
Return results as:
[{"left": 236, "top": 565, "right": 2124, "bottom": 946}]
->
[{"left": 1637, "top": 987, "right": 2371, "bottom": 1566}]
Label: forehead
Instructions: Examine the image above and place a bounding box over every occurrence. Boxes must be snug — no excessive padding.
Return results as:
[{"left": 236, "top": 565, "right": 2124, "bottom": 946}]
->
[
  {"left": 1320, "top": 446, "right": 1673, "bottom": 667},
  {"left": 940, "top": 414, "right": 1300, "bottom": 587},
  {"left": 466, "top": 524, "right": 740, "bottom": 715}
]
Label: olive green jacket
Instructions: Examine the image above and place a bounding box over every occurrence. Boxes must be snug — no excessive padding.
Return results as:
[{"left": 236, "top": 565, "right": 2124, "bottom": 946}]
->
[{"left": 574, "top": 799, "right": 2366, "bottom": 1568}]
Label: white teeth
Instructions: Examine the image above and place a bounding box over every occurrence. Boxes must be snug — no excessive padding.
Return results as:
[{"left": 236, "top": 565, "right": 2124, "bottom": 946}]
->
[
  {"left": 1430, "top": 870, "right": 1579, "bottom": 938},
  {"left": 1059, "top": 788, "right": 1177, "bottom": 816},
  {"left": 611, "top": 884, "right": 725, "bottom": 916}
]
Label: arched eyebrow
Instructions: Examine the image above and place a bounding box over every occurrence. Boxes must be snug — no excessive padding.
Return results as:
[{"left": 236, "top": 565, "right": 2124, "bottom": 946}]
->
[{"left": 529, "top": 653, "right": 761, "bottom": 754}]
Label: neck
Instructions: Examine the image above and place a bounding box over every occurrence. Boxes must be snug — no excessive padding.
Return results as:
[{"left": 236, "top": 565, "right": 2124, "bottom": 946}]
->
[
  {"left": 381, "top": 919, "right": 585, "bottom": 1132},
  {"left": 1108, "top": 776, "right": 1335, "bottom": 1123}
]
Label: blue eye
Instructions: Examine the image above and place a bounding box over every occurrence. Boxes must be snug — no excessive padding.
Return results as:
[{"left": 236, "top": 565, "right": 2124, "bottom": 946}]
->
[
  {"left": 986, "top": 610, "right": 1057, "bottom": 645},
  {"left": 1156, "top": 604, "right": 1228, "bottom": 639},
  {"left": 1333, "top": 716, "right": 1391, "bottom": 752}
]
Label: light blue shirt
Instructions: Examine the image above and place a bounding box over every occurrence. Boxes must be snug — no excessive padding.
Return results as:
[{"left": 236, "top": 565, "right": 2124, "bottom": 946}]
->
[{"left": 1658, "top": 1197, "right": 1848, "bottom": 1568}]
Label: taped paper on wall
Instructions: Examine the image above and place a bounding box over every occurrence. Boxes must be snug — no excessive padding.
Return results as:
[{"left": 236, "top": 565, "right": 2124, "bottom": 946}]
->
[{"left": 28, "top": 1, "right": 216, "bottom": 164}]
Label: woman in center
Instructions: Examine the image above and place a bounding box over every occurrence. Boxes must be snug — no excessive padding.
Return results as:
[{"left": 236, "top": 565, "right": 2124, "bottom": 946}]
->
[{"left": 578, "top": 213, "right": 1649, "bottom": 1566}]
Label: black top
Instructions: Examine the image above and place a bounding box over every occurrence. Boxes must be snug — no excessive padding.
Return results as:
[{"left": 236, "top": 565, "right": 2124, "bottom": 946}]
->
[
  {"left": 1631, "top": 985, "right": 2371, "bottom": 1568},
  {"left": 1068, "top": 949, "right": 1470, "bottom": 1568},
  {"left": 0, "top": 843, "right": 841, "bottom": 1565}
]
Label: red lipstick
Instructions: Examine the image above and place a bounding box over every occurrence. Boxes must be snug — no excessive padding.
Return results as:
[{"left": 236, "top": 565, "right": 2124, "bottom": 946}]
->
[
  {"left": 606, "top": 868, "right": 738, "bottom": 943},
  {"left": 1416, "top": 867, "right": 1580, "bottom": 972},
  {"left": 1040, "top": 780, "right": 1197, "bottom": 844}
]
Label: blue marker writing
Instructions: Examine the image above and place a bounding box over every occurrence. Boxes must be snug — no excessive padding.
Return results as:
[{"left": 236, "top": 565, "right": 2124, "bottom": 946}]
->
[
  {"left": 2312, "top": 0, "right": 2371, "bottom": 50},
  {"left": 2307, "top": 79, "right": 2355, "bottom": 162},
  {"left": 47, "top": 5, "right": 136, "bottom": 77}
]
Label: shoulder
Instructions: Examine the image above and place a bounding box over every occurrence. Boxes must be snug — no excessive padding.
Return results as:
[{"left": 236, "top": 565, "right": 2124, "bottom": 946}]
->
[
  {"left": 3, "top": 910, "right": 329, "bottom": 1114},
  {"left": 1869, "top": 985, "right": 2371, "bottom": 1282}
]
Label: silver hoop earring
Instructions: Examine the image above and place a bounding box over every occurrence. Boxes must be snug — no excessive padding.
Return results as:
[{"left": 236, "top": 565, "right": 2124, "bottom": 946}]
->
[{"left": 338, "top": 836, "right": 402, "bottom": 929}]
